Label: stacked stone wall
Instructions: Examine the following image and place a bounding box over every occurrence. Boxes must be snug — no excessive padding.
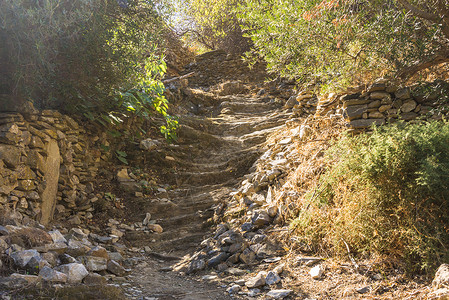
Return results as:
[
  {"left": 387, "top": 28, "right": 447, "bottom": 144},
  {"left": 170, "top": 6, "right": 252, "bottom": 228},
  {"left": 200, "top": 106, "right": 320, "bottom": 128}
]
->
[
  {"left": 338, "top": 79, "right": 444, "bottom": 130},
  {"left": 0, "top": 110, "right": 106, "bottom": 225},
  {"left": 288, "top": 79, "right": 447, "bottom": 130}
]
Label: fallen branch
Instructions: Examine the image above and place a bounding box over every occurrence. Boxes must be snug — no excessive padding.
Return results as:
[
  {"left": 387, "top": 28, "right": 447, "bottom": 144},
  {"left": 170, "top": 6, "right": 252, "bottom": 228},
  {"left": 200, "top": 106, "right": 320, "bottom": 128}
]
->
[
  {"left": 341, "top": 238, "right": 359, "bottom": 271},
  {"left": 163, "top": 72, "right": 195, "bottom": 84}
]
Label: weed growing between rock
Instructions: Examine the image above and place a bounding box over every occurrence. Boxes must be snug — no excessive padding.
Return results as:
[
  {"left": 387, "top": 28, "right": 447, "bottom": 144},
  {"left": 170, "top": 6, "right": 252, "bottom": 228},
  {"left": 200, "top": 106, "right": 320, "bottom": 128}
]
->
[{"left": 289, "top": 121, "right": 449, "bottom": 274}]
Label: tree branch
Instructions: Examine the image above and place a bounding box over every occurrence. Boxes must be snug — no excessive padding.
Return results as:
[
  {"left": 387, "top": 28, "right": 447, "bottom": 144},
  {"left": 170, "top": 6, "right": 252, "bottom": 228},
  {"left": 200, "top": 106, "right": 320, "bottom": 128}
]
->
[
  {"left": 175, "top": 28, "right": 215, "bottom": 50},
  {"left": 396, "top": 0, "right": 440, "bottom": 22},
  {"left": 396, "top": 49, "right": 449, "bottom": 79},
  {"left": 396, "top": 0, "right": 449, "bottom": 41}
]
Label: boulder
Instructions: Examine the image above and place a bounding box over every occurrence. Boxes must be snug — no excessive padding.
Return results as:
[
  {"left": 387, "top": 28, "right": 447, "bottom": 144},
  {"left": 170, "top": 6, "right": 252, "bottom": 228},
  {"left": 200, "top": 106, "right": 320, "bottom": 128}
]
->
[
  {"left": 186, "top": 258, "right": 206, "bottom": 274},
  {"left": 10, "top": 249, "right": 40, "bottom": 268},
  {"left": 0, "top": 145, "right": 20, "bottom": 168},
  {"left": 49, "top": 229, "right": 67, "bottom": 244},
  {"left": 0, "top": 124, "right": 20, "bottom": 144},
  {"left": 207, "top": 252, "right": 229, "bottom": 268},
  {"left": 83, "top": 272, "right": 107, "bottom": 285},
  {"left": 26, "top": 256, "right": 50, "bottom": 274},
  {"left": 226, "top": 284, "right": 241, "bottom": 294},
  {"left": 401, "top": 99, "right": 417, "bottom": 113},
  {"left": 239, "top": 248, "right": 256, "bottom": 264},
  {"left": 370, "top": 91, "right": 391, "bottom": 100},
  {"left": 343, "top": 105, "right": 367, "bottom": 120},
  {"left": 395, "top": 87, "right": 411, "bottom": 99},
  {"left": 39, "top": 266, "right": 67, "bottom": 283},
  {"left": 107, "top": 260, "right": 127, "bottom": 276},
  {"left": 251, "top": 210, "right": 271, "bottom": 227},
  {"left": 349, "top": 118, "right": 385, "bottom": 129},
  {"left": 79, "top": 256, "right": 108, "bottom": 272},
  {"left": 56, "top": 263, "right": 89, "bottom": 283},
  {"left": 147, "top": 224, "right": 163, "bottom": 233},
  {"left": 87, "top": 246, "right": 109, "bottom": 259}
]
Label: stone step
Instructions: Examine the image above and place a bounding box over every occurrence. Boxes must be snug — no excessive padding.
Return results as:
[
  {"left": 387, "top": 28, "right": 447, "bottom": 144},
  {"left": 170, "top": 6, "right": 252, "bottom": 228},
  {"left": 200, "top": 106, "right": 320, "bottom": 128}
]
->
[
  {"left": 126, "top": 229, "right": 207, "bottom": 252},
  {"left": 154, "top": 232, "right": 207, "bottom": 252},
  {"left": 169, "top": 149, "right": 261, "bottom": 173},
  {"left": 157, "top": 210, "right": 214, "bottom": 228}
]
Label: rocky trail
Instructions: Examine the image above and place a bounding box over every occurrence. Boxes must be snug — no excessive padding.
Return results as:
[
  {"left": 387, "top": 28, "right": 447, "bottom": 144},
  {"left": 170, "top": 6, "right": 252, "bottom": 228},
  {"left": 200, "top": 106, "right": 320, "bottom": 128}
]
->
[
  {"left": 2, "top": 50, "right": 447, "bottom": 300},
  {"left": 119, "top": 52, "right": 292, "bottom": 299}
]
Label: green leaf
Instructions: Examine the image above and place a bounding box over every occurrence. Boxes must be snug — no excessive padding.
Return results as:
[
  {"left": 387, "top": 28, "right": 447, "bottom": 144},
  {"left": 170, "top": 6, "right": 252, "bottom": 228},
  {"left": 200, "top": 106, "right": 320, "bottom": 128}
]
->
[
  {"left": 108, "top": 130, "right": 122, "bottom": 137},
  {"left": 116, "top": 150, "right": 127, "bottom": 157},
  {"left": 117, "top": 155, "right": 128, "bottom": 164}
]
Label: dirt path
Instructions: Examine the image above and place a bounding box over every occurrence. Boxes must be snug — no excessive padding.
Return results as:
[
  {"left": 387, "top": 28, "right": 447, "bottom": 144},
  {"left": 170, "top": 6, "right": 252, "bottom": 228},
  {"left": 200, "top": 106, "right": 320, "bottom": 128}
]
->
[{"left": 119, "top": 53, "right": 291, "bottom": 299}]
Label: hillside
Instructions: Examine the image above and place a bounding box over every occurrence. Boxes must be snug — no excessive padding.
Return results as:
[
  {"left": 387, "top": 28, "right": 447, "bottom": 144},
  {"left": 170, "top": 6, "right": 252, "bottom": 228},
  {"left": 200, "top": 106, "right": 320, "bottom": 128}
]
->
[{"left": 1, "top": 48, "right": 449, "bottom": 300}]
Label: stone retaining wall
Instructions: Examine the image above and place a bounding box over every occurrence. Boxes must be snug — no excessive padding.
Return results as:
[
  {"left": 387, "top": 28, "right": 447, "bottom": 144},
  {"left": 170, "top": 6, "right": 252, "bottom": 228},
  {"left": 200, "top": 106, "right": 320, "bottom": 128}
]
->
[
  {"left": 289, "top": 79, "right": 447, "bottom": 130},
  {"left": 0, "top": 110, "right": 106, "bottom": 225}
]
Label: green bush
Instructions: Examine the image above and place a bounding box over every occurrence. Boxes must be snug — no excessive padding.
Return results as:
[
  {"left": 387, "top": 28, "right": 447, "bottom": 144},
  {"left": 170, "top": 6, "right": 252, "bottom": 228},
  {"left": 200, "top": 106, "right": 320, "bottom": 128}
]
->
[
  {"left": 292, "top": 121, "right": 449, "bottom": 273},
  {"left": 0, "top": 0, "right": 177, "bottom": 138}
]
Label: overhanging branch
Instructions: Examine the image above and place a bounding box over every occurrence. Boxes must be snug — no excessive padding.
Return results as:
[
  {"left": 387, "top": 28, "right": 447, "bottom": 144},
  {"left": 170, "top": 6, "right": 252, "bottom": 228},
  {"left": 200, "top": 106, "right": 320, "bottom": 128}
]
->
[
  {"left": 396, "top": 0, "right": 440, "bottom": 23},
  {"left": 396, "top": 50, "right": 449, "bottom": 79}
]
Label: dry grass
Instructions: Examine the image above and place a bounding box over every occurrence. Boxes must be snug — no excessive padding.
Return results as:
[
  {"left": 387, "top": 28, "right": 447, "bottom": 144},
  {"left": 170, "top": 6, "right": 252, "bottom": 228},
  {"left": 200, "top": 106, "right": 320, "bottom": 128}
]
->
[{"left": 257, "top": 116, "right": 449, "bottom": 299}]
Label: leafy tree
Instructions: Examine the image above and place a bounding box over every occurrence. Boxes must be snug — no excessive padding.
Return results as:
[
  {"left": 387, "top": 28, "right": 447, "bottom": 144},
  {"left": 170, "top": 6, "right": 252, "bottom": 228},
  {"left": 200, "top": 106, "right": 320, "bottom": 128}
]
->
[
  {"left": 0, "top": 0, "right": 177, "bottom": 138},
  {"left": 174, "top": 0, "right": 250, "bottom": 53},
  {"left": 238, "top": 0, "right": 449, "bottom": 89}
]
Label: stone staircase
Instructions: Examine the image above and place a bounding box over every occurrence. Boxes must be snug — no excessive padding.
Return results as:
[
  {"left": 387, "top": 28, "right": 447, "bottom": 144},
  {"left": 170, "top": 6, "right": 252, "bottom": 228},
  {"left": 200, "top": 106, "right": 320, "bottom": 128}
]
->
[{"left": 124, "top": 74, "right": 291, "bottom": 256}]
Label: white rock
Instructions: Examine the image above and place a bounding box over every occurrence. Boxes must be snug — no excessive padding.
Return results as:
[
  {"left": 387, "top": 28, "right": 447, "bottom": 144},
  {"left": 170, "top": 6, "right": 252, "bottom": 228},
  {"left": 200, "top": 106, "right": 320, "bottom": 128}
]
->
[
  {"left": 299, "top": 125, "right": 312, "bottom": 139},
  {"left": 310, "top": 264, "right": 324, "bottom": 279},
  {"left": 433, "top": 264, "right": 449, "bottom": 288},
  {"left": 278, "top": 137, "right": 292, "bottom": 145},
  {"left": 226, "top": 284, "right": 241, "bottom": 294},
  {"left": 428, "top": 287, "right": 449, "bottom": 300},
  {"left": 273, "top": 263, "right": 285, "bottom": 275},
  {"left": 267, "top": 289, "right": 293, "bottom": 299}
]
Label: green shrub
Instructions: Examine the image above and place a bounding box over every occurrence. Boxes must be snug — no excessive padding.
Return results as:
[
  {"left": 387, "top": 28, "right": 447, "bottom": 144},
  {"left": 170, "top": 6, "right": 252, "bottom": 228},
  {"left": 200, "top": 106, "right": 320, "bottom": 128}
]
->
[{"left": 292, "top": 121, "right": 449, "bottom": 273}]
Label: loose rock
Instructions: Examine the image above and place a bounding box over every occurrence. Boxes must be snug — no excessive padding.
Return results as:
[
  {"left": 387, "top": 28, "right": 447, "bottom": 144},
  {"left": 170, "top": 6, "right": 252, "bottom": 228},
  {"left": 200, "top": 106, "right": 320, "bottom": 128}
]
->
[
  {"left": 56, "top": 263, "right": 89, "bottom": 283},
  {"left": 310, "top": 264, "right": 324, "bottom": 279},
  {"left": 266, "top": 289, "right": 293, "bottom": 299},
  {"left": 245, "top": 271, "right": 267, "bottom": 288}
]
